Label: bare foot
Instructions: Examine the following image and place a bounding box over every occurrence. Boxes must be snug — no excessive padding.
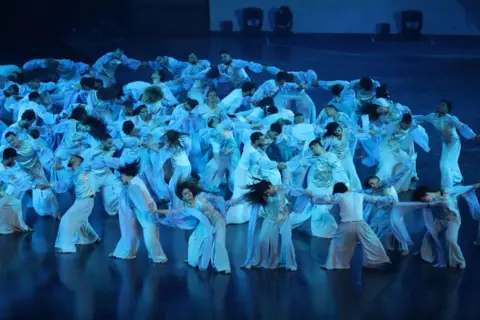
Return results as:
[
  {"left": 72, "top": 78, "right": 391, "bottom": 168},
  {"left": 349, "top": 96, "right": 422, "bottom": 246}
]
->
[
  {"left": 224, "top": 270, "right": 231, "bottom": 275},
  {"left": 243, "top": 265, "right": 252, "bottom": 270},
  {"left": 401, "top": 251, "right": 409, "bottom": 257}
]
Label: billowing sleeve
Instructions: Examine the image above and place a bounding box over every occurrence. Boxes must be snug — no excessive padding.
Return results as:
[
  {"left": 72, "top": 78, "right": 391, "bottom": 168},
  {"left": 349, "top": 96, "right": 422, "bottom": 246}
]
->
[
  {"left": 249, "top": 150, "right": 277, "bottom": 169},
  {"left": 363, "top": 194, "right": 395, "bottom": 206},
  {"left": 121, "top": 55, "right": 141, "bottom": 71},
  {"left": 448, "top": 115, "right": 477, "bottom": 140}
]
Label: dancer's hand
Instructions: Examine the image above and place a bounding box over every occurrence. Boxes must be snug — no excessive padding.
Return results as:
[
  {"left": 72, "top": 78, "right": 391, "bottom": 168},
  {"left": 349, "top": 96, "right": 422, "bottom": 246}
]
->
[{"left": 473, "top": 183, "right": 480, "bottom": 189}]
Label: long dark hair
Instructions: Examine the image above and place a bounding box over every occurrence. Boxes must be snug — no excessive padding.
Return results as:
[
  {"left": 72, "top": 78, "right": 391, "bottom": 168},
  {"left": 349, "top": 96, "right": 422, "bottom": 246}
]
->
[
  {"left": 243, "top": 178, "right": 273, "bottom": 206},
  {"left": 175, "top": 179, "right": 203, "bottom": 200},
  {"left": 323, "top": 122, "right": 341, "bottom": 138},
  {"left": 163, "top": 130, "right": 188, "bottom": 149},
  {"left": 118, "top": 160, "right": 140, "bottom": 177},
  {"left": 375, "top": 84, "right": 391, "bottom": 100},
  {"left": 83, "top": 116, "right": 108, "bottom": 140}
]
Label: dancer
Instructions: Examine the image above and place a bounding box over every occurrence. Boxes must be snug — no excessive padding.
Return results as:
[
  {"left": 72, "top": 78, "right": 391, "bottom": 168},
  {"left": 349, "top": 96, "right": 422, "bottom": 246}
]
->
[
  {"left": 228, "top": 179, "right": 310, "bottom": 271},
  {"left": 311, "top": 182, "right": 394, "bottom": 270},
  {"left": 52, "top": 155, "right": 100, "bottom": 253},
  {"left": 111, "top": 161, "right": 169, "bottom": 264},
  {"left": 415, "top": 99, "right": 479, "bottom": 188},
  {"left": 164, "top": 180, "right": 231, "bottom": 273}
]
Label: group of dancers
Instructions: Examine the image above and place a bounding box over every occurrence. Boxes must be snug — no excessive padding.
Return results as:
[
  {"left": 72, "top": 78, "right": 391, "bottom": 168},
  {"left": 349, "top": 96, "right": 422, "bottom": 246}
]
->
[{"left": 0, "top": 48, "right": 480, "bottom": 274}]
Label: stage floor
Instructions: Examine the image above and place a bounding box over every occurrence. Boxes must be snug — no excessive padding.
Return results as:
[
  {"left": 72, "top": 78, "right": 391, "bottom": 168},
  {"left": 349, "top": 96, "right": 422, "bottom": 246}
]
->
[{"left": 2, "top": 34, "right": 480, "bottom": 319}]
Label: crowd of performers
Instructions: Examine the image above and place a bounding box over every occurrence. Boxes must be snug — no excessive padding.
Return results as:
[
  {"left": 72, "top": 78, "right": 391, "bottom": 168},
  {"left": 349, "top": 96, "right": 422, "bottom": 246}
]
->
[{"left": 1, "top": 49, "right": 480, "bottom": 274}]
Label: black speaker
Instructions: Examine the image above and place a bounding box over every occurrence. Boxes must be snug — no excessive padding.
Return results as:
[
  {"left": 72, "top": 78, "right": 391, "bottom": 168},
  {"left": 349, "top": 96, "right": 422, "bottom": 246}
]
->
[
  {"left": 243, "top": 7, "right": 263, "bottom": 35},
  {"left": 401, "top": 10, "right": 423, "bottom": 40},
  {"left": 275, "top": 6, "right": 293, "bottom": 34}
]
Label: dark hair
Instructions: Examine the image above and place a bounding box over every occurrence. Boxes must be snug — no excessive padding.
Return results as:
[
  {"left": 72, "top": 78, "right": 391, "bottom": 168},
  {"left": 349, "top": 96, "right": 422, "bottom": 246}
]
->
[
  {"left": 69, "top": 106, "right": 87, "bottom": 121},
  {"left": 206, "top": 88, "right": 217, "bottom": 97},
  {"left": 250, "top": 132, "right": 263, "bottom": 144},
  {"left": 333, "top": 182, "right": 348, "bottom": 194},
  {"left": 323, "top": 122, "right": 341, "bottom": 138},
  {"left": 359, "top": 102, "right": 382, "bottom": 121},
  {"left": 309, "top": 139, "right": 322, "bottom": 148},
  {"left": 275, "top": 71, "right": 290, "bottom": 82},
  {"left": 5, "top": 131, "right": 16, "bottom": 139},
  {"left": 440, "top": 99, "right": 453, "bottom": 113},
  {"left": 294, "top": 112, "right": 304, "bottom": 118},
  {"left": 175, "top": 179, "right": 203, "bottom": 200},
  {"left": 269, "top": 122, "right": 283, "bottom": 135},
  {"left": 266, "top": 106, "right": 278, "bottom": 115},
  {"left": 21, "top": 109, "right": 36, "bottom": 121},
  {"left": 29, "top": 129, "right": 40, "bottom": 139},
  {"left": 72, "top": 155, "right": 84, "bottom": 162},
  {"left": 80, "top": 77, "right": 95, "bottom": 90},
  {"left": 185, "top": 98, "right": 199, "bottom": 109},
  {"left": 133, "top": 104, "right": 148, "bottom": 116},
  {"left": 241, "top": 81, "right": 256, "bottom": 93},
  {"left": 122, "top": 120, "right": 135, "bottom": 135},
  {"left": 375, "top": 84, "right": 391, "bottom": 100},
  {"left": 243, "top": 179, "right": 273, "bottom": 206},
  {"left": 359, "top": 77, "right": 374, "bottom": 91},
  {"left": 163, "top": 130, "right": 187, "bottom": 148},
  {"left": 331, "top": 84, "right": 344, "bottom": 96},
  {"left": 83, "top": 116, "right": 108, "bottom": 140},
  {"left": 412, "top": 186, "right": 429, "bottom": 202},
  {"left": 4, "top": 84, "right": 19, "bottom": 97},
  {"left": 118, "top": 160, "right": 140, "bottom": 177},
  {"left": 206, "top": 66, "right": 221, "bottom": 79},
  {"left": 2, "top": 147, "right": 17, "bottom": 159},
  {"left": 401, "top": 113, "right": 412, "bottom": 125},
  {"left": 28, "top": 91, "right": 41, "bottom": 101},
  {"left": 363, "top": 175, "right": 379, "bottom": 189},
  {"left": 219, "top": 50, "right": 229, "bottom": 55}
]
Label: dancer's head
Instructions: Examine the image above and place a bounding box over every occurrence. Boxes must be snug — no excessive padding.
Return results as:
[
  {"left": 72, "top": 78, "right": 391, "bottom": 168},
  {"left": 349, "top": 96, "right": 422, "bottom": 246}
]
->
[
  {"left": 220, "top": 50, "right": 232, "bottom": 65},
  {"left": 275, "top": 71, "right": 290, "bottom": 86},
  {"left": 28, "top": 91, "right": 42, "bottom": 104},
  {"left": 133, "top": 105, "right": 149, "bottom": 120},
  {"left": 359, "top": 77, "right": 374, "bottom": 91},
  {"left": 68, "top": 155, "right": 84, "bottom": 169},
  {"left": 399, "top": 113, "right": 412, "bottom": 130},
  {"left": 250, "top": 132, "right": 265, "bottom": 148},
  {"left": 141, "top": 85, "right": 164, "bottom": 104},
  {"left": 364, "top": 176, "right": 380, "bottom": 189},
  {"left": 122, "top": 120, "right": 136, "bottom": 136},
  {"left": 244, "top": 179, "right": 276, "bottom": 206},
  {"left": 438, "top": 99, "right": 452, "bottom": 115},
  {"left": 114, "top": 48, "right": 124, "bottom": 59},
  {"left": 333, "top": 182, "right": 349, "bottom": 194},
  {"left": 294, "top": 113, "right": 304, "bottom": 124},
  {"left": 241, "top": 82, "right": 256, "bottom": 96},
  {"left": 5, "top": 132, "right": 21, "bottom": 149},
  {"left": 2, "top": 148, "right": 17, "bottom": 167},
  {"left": 309, "top": 139, "right": 324, "bottom": 155},
  {"left": 163, "top": 130, "right": 187, "bottom": 148},
  {"left": 206, "top": 66, "right": 221, "bottom": 79},
  {"left": 3, "top": 84, "right": 19, "bottom": 97},
  {"left": 331, "top": 84, "right": 344, "bottom": 97},
  {"left": 19, "top": 110, "right": 36, "bottom": 128},
  {"left": 187, "top": 53, "right": 198, "bottom": 64},
  {"left": 175, "top": 179, "right": 203, "bottom": 203},
  {"left": 100, "top": 134, "right": 114, "bottom": 151},
  {"left": 360, "top": 102, "right": 387, "bottom": 121},
  {"left": 69, "top": 106, "right": 88, "bottom": 122},
  {"left": 80, "top": 77, "right": 96, "bottom": 90},
  {"left": 118, "top": 160, "right": 140, "bottom": 184},
  {"left": 324, "top": 122, "right": 342, "bottom": 138},
  {"left": 206, "top": 89, "right": 217, "bottom": 103},
  {"left": 412, "top": 186, "right": 435, "bottom": 202},
  {"left": 184, "top": 98, "right": 199, "bottom": 111},
  {"left": 324, "top": 104, "right": 339, "bottom": 118},
  {"left": 268, "top": 123, "right": 282, "bottom": 140}
]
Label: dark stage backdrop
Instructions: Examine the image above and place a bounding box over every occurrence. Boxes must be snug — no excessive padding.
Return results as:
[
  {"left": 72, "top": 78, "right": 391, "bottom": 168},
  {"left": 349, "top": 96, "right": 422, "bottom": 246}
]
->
[{"left": 2, "top": 0, "right": 210, "bottom": 40}]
